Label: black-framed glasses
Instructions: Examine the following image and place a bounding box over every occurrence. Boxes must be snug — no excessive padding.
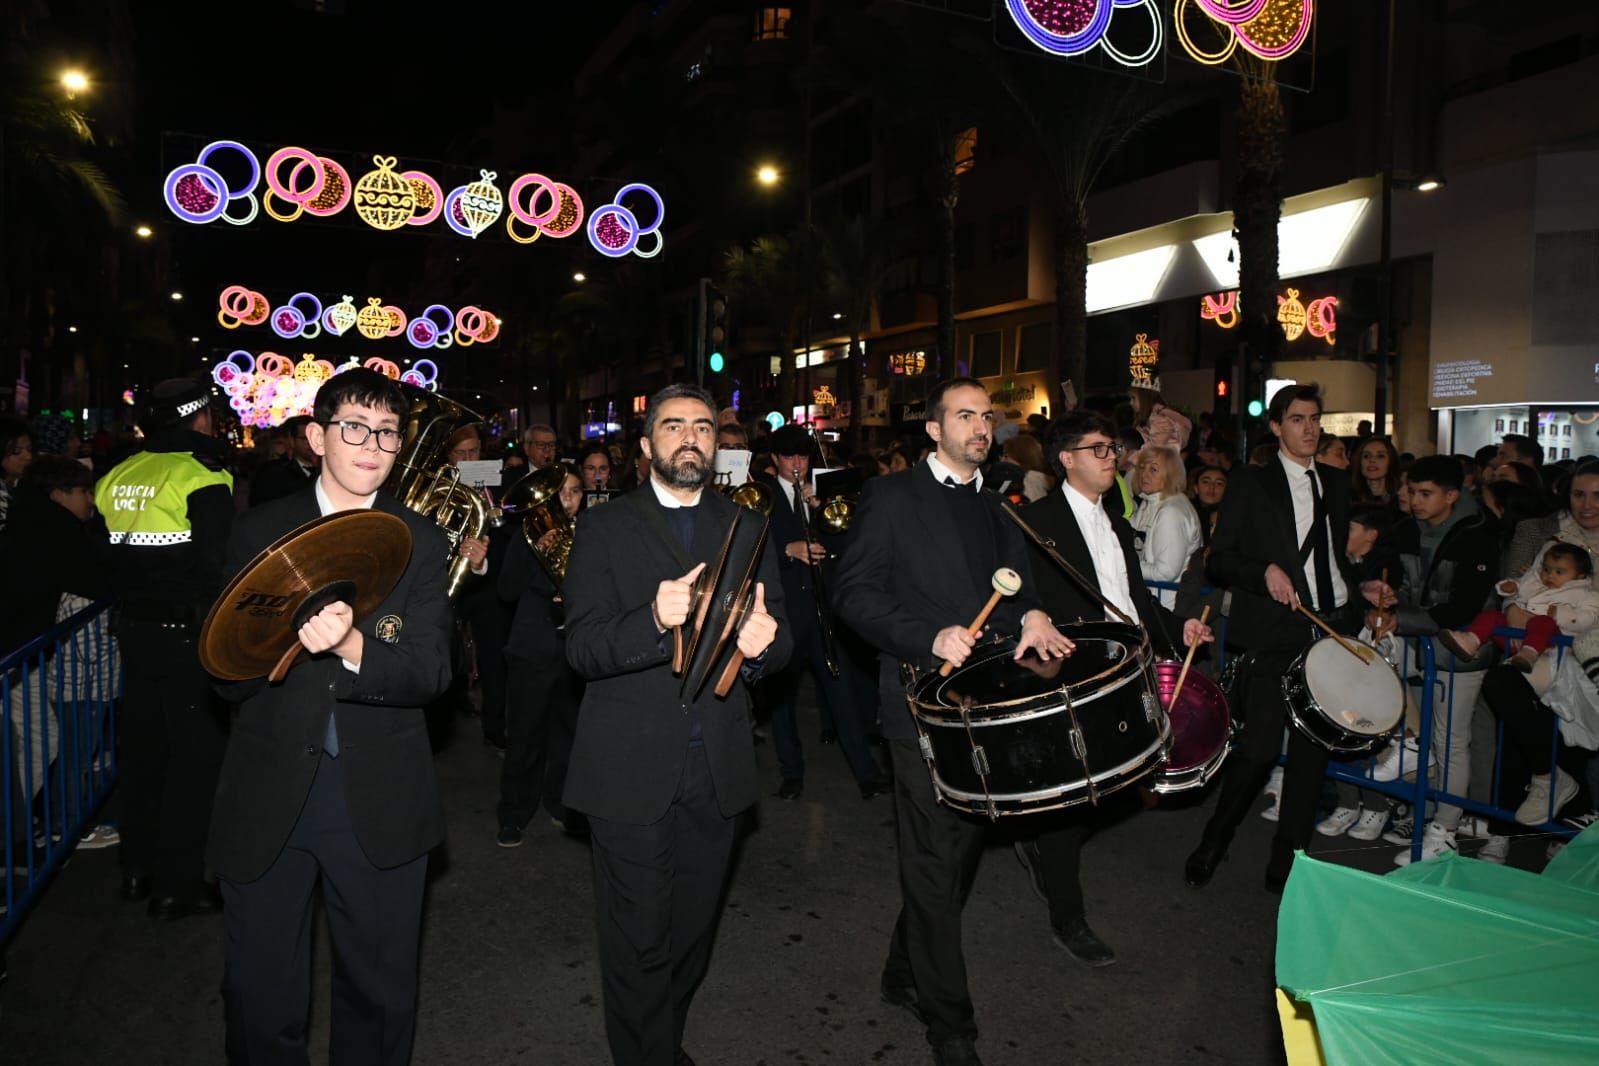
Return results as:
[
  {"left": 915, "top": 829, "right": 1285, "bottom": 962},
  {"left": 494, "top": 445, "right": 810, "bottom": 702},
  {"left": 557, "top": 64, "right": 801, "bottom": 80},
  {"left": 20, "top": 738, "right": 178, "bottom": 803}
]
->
[
  {"left": 1067, "top": 442, "right": 1124, "bottom": 460},
  {"left": 326, "top": 419, "right": 403, "bottom": 453}
]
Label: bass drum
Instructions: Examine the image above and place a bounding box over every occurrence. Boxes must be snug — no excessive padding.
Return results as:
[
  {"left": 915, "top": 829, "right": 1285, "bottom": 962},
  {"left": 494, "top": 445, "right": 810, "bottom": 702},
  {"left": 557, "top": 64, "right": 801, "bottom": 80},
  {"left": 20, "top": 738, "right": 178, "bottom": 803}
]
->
[{"left": 908, "top": 621, "right": 1166, "bottom": 818}]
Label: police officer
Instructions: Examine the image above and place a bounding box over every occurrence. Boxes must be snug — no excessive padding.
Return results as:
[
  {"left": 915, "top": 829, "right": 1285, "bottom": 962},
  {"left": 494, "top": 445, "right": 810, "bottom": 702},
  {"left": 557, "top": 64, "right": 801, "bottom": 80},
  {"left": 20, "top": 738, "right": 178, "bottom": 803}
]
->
[{"left": 96, "top": 378, "right": 234, "bottom": 919}]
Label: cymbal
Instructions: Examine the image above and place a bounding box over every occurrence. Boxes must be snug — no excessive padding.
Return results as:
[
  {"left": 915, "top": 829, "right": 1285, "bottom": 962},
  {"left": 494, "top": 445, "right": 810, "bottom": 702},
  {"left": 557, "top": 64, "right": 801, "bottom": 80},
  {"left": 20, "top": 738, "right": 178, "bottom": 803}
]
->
[
  {"left": 677, "top": 508, "right": 770, "bottom": 701},
  {"left": 199, "top": 510, "right": 413, "bottom": 681}
]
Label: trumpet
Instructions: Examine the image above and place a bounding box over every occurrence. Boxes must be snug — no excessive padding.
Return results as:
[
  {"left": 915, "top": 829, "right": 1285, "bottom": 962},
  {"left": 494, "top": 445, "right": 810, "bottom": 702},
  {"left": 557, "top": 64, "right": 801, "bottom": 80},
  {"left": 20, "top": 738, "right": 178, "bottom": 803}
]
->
[{"left": 500, "top": 463, "right": 577, "bottom": 585}]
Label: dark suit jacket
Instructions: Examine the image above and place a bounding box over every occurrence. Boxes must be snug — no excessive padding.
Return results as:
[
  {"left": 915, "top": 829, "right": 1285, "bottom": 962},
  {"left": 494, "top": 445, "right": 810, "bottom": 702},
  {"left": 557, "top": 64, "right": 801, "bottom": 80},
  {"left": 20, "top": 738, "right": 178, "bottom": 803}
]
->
[
  {"left": 757, "top": 472, "right": 823, "bottom": 613},
  {"left": 833, "top": 461, "right": 1043, "bottom": 739},
  {"left": 205, "top": 490, "right": 453, "bottom": 882},
  {"left": 1020, "top": 487, "right": 1187, "bottom": 657},
  {"left": 1206, "top": 457, "right": 1358, "bottom": 652},
  {"left": 561, "top": 484, "right": 792, "bottom": 825},
  {"left": 498, "top": 532, "right": 564, "bottom": 661},
  {"left": 249, "top": 456, "right": 317, "bottom": 508}
]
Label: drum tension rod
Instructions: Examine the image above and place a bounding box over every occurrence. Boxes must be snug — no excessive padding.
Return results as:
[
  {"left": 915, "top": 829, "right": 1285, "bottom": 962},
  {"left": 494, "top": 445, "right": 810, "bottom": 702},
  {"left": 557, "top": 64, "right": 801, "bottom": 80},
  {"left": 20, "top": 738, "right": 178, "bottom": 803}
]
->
[
  {"left": 1063, "top": 695, "right": 1101, "bottom": 808},
  {"left": 956, "top": 696, "right": 999, "bottom": 822}
]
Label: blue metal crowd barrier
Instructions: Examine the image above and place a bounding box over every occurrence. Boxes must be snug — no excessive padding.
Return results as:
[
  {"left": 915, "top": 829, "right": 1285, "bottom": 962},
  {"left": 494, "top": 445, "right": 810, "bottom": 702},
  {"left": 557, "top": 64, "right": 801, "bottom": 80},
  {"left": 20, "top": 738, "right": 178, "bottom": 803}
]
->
[
  {"left": 2, "top": 600, "right": 121, "bottom": 944},
  {"left": 1321, "top": 629, "right": 1580, "bottom": 864},
  {"left": 1143, "top": 580, "right": 1228, "bottom": 668}
]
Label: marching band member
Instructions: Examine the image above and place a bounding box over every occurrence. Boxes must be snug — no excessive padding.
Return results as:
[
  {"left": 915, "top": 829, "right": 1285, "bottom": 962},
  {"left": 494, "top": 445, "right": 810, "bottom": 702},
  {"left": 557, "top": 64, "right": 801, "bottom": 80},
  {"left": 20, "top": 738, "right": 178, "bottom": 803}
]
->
[
  {"left": 561, "top": 384, "right": 791, "bottom": 1066},
  {"left": 1015, "top": 411, "right": 1212, "bottom": 964},
  {"left": 833, "top": 377, "right": 1071, "bottom": 1066},
  {"left": 206, "top": 369, "right": 453, "bottom": 1065}
]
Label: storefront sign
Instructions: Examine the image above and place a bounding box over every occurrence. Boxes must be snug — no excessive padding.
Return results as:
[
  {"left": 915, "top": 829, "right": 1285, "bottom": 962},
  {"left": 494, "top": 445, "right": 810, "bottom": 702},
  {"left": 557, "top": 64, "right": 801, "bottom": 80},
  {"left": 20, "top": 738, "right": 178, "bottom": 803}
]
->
[
  {"left": 899, "top": 402, "right": 928, "bottom": 423},
  {"left": 1128, "top": 334, "right": 1160, "bottom": 388}
]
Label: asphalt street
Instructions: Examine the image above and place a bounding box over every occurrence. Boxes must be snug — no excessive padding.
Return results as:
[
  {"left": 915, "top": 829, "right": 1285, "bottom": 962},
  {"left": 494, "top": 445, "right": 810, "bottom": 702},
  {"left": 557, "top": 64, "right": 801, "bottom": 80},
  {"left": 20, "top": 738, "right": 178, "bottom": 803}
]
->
[{"left": 0, "top": 681, "right": 1545, "bottom": 1066}]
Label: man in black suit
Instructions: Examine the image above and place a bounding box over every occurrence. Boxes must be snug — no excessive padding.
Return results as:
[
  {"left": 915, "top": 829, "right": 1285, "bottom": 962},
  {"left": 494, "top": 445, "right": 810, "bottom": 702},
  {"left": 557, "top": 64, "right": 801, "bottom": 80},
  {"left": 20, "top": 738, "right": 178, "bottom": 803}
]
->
[
  {"left": 758, "top": 424, "right": 888, "bottom": 800},
  {"left": 562, "top": 383, "right": 791, "bottom": 1066},
  {"left": 207, "top": 368, "right": 454, "bottom": 1065},
  {"left": 249, "top": 414, "right": 318, "bottom": 507},
  {"left": 834, "top": 377, "right": 1074, "bottom": 1066},
  {"left": 1184, "top": 384, "right": 1383, "bottom": 892},
  {"left": 1015, "top": 411, "right": 1212, "bottom": 964}
]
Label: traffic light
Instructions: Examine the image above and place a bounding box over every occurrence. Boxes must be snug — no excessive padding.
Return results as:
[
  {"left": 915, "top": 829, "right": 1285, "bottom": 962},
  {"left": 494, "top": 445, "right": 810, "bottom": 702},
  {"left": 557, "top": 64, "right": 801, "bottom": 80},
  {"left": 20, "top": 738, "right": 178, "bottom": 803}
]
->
[
  {"left": 1212, "top": 357, "right": 1233, "bottom": 418},
  {"left": 696, "top": 277, "right": 728, "bottom": 383}
]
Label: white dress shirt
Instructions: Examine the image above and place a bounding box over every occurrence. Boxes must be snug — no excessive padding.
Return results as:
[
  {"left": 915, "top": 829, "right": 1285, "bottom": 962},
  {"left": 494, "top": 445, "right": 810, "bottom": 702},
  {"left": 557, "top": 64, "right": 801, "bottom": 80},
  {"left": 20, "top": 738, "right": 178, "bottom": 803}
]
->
[
  {"left": 926, "top": 454, "right": 984, "bottom": 491},
  {"left": 778, "top": 476, "right": 809, "bottom": 518},
  {"left": 1063, "top": 483, "right": 1137, "bottom": 623},
  {"left": 648, "top": 474, "right": 704, "bottom": 508},
  {"left": 1277, "top": 451, "right": 1348, "bottom": 610},
  {"left": 314, "top": 478, "right": 376, "bottom": 674}
]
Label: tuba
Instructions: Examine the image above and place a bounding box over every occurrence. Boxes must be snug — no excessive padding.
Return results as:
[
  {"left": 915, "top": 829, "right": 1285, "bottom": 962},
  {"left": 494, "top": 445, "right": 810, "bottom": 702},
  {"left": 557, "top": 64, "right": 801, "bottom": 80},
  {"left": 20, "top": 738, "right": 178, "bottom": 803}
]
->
[
  {"left": 500, "top": 463, "right": 576, "bottom": 585},
  {"left": 387, "top": 382, "right": 489, "bottom": 599}
]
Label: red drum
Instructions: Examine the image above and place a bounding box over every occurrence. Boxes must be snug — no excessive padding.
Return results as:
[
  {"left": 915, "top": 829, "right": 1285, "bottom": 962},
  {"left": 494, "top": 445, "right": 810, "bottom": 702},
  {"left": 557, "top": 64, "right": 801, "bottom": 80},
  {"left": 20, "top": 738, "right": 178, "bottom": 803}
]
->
[{"left": 1151, "top": 660, "right": 1231, "bottom": 794}]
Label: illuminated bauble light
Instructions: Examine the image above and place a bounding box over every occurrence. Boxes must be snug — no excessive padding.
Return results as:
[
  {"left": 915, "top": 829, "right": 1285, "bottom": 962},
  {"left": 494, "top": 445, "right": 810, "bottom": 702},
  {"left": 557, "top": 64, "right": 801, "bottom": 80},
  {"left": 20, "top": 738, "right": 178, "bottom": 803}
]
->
[
  {"left": 458, "top": 170, "right": 504, "bottom": 237},
  {"left": 400, "top": 169, "right": 442, "bottom": 226},
  {"left": 408, "top": 318, "right": 438, "bottom": 348},
  {"left": 540, "top": 184, "right": 585, "bottom": 237},
  {"left": 364, "top": 357, "right": 401, "bottom": 380},
  {"left": 324, "top": 295, "right": 358, "bottom": 336},
  {"left": 301, "top": 157, "right": 352, "bottom": 216},
  {"left": 357, "top": 297, "right": 393, "bottom": 340},
  {"left": 166, "top": 166, "right": 227, "bottom": 224},
  {"left": 1276, "top": 287, "right": 1307, "bottom": 342},
  {"left": 292, "top": 353, "right": 334, "bottom": 385},
  {"left": 271, "top": 306, "right": 305, "bottom": 339},
  {"left": 353, "top": 155, "right": 418, "bottom": 231},
  {"left": 383, "top": 304, "right": 408, "bottom": 337}
]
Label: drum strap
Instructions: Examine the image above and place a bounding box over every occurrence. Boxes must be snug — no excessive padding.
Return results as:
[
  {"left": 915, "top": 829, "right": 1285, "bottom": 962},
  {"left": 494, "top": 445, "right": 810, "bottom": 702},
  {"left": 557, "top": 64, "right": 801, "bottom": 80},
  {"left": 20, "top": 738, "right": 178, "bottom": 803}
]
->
[{"left": 1297, "top": 469, "right": 1337, "bottom": 613}]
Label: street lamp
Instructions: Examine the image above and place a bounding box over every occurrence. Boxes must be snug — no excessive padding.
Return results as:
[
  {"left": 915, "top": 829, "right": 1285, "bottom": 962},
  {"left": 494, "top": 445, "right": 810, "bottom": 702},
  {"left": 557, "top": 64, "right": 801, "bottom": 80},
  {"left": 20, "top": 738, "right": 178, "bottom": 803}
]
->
[
  {"left": 68, "top": 326, "right": 79, "bottom": 333},
  {"left": 572, "top": 272, "right": 586, "bottom": 283},
  {"left": 170, "top": 291, "right": 183, "bottom": 301},
  {"left": 60, "top": 68, "right": 90, "bottom": 96},
  {"left": 135, "top": 224, "right": 153, "bottom": 238},
  {"left": 756, "top": 164, "right": 780, "bottom": 187}
]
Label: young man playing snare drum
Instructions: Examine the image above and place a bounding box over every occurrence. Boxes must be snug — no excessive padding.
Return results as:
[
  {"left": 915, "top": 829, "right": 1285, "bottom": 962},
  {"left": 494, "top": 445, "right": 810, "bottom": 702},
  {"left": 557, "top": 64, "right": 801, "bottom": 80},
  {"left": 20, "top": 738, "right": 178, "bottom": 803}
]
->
[{"left": 1183, "top": 385, "right": 1388, "bottom": 894}]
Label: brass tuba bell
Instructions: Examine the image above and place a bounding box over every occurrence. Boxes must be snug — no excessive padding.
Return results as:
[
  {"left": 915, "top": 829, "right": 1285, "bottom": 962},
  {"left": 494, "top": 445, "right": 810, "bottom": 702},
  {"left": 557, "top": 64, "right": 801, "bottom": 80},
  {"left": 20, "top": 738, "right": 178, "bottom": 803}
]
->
[
  {"left": 501, "top": 463, "right": 577, "bottom": 585},
  {"left": 819, "top": 494, "right": 856, "bottom": 534},
  {"left": 387, "top": 382, "right": 489, "bottom": 599}
]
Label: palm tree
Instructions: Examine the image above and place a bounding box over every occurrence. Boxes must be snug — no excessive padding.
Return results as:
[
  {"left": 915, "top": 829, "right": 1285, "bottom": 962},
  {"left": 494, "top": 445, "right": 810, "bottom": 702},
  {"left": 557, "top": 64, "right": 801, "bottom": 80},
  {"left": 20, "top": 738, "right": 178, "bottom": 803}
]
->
[
  {"left": 820, "top": 215, "right": 892, "bottom": 450},
  {"left": 723, "top": 233, "right": 815, "bottom": 413},
  {"left": 989, "top": 57, "right": 1171, "bottom": 407}
]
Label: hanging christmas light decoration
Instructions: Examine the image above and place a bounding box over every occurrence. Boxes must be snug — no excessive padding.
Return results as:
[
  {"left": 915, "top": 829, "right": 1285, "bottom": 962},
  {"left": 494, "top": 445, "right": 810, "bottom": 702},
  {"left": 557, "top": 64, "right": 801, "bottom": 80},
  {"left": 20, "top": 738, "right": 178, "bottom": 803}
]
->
[
  {"left": 1002, "top": 0, "right": 1163, "bottom": 68},
  {"left": 323, "top": 295, "right": 359, "bottom": 337},
  {"left": 353, "top": 155, "right": 418, "bottom": 231},
  {"left": 1174, "top": 0, "right": 1314, "bottom": 66}
]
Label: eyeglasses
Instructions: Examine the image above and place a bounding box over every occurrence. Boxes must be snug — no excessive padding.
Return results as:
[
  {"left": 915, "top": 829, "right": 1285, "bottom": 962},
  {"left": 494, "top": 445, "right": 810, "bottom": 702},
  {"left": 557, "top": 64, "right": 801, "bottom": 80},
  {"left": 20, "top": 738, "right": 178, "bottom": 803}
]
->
[
  {"left": 1067, "top": 442, "right": 1124, "bottom": 460},
  {"left": 326, "top": 419, "right": 402, "bottom": 453}
]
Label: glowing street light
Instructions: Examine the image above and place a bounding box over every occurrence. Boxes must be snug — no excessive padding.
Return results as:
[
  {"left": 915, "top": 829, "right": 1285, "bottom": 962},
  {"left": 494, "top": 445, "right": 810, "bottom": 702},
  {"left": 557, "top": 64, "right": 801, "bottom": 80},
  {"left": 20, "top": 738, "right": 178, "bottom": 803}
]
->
[
  {"left": 572, "top": 272, "right": 587, "bottom": 283},
  {"left": 756, "top": 164, "right": 780, "bottom": 187},
  {"left": 135, "top": 224, "right": 153, "bottom": 238},
  {"left": 60, "top": 68, "right": 90, "bottom": 96},
  {"left": 68, "top": 326, "right": 79, "bottom": 333},
  {"left": 170, "top": 291, "right": 183, "bottom": 301}
]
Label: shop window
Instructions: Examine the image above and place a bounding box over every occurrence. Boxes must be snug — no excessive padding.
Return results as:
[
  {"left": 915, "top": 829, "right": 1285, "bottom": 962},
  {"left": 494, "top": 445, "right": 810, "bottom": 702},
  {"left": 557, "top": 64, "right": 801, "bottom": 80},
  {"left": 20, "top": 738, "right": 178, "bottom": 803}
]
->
[
  {"left": 1495, "top": 418, "right": 1504, "bottom": 432},
  {"left": 954, "top": 127, "right": 978, "bottom": 176},
  {"left": 1564, "top": 424, "right": 1572, "bottom": 436},
  {"left": 991, "top": 208, "right": 1026, "bottom": 263},
  {"left": 1016, "top": 321, "right": 1052, "bottom": 373},
  {"left": 754, "top": 6, "right": 791, "bottom": 41},
  {"left": 1564, "top": 448, "right": 1572, "bottom": 459},
  {"left": 971, "top": 331, "right": 1002, "bottom": 379}
]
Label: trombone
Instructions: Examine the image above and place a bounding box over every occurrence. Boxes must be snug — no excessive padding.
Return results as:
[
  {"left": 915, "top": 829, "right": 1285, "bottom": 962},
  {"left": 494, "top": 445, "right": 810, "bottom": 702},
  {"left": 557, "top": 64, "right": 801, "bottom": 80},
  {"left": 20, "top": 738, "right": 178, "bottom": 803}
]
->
[{"left": 792, "top": 468, "right": 842, "bottom": 678}]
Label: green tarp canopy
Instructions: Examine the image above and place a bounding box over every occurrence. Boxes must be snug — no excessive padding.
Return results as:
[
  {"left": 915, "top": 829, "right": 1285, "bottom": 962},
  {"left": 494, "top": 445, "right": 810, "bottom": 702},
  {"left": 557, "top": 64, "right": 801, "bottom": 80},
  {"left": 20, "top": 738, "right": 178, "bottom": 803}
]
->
[{"left": 1275, "top": 824, "right": 1599, "bottom": 1065}]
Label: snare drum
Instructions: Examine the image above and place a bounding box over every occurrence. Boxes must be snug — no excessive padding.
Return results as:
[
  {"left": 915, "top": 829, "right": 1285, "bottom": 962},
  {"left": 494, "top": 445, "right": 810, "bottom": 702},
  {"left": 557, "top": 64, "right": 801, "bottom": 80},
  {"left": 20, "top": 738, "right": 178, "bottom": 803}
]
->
[
  {"left": 908, "top": 621, "right": 1165, "bottom": 818},
  {"left": 1282, "top": 636, "right": 1404, "bottom": 754},
  {"left": 1151, "top": 660, "right": 1231, "bottom": 793}
]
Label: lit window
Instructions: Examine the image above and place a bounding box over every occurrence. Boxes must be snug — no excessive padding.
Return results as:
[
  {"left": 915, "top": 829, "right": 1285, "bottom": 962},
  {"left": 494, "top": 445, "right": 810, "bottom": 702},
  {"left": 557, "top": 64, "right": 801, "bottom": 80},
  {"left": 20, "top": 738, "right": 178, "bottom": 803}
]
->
[
  {"left": 754, "top": 6, "right": 791, "bottom": 41},
  {"left": 954, "top": 127, "right": 978, "bottom": 175}
]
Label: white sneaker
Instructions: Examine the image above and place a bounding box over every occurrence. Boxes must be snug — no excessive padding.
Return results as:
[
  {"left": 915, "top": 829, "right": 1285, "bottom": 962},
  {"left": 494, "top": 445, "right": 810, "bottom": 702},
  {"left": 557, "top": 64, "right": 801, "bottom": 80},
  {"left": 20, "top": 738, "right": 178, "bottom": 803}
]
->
[
  {"left": 1348, "top": 808, "right": 1388, "bottom": 841},
  {"left": 1315, "top": 806, "right": 1361, "bottom": 837},
  {"left": 1393, "top": 822, "right": 1457, "bottom": 867},
  {"left": 77, "top": 825, "right": 120, "bottom": 850},
  {"left": 1260, "top": 767, "right": 1284, "bottom": 822},
  {"left": 1457, "top": 815, "right": 1493, "bottom": 840},
  {"left": 1477, "top": 835, "right": 1509, "bottom": 864},
  {"left": 1369, "top": 735, "right": 1434, "bottom": 782},
  {"left": 1381, "top": 815, "right": 1415, "bottom": 845},
  {"left": 1514, "top": 768, "right": 1579, "bottom": 826}
]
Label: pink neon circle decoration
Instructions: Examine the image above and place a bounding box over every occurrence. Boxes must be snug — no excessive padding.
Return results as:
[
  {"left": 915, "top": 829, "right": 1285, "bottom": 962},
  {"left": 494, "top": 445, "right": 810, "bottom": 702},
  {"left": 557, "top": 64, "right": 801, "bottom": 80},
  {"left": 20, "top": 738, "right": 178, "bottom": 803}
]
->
[
  {"left": 1193, "top": 0, "right": 1268, "bottom": 24},
  {"left": 265, "top": 147, "right": 325, "bottom": 203},
  {"left": 508, "top": 173, "right": 561, "bottom": 227}
]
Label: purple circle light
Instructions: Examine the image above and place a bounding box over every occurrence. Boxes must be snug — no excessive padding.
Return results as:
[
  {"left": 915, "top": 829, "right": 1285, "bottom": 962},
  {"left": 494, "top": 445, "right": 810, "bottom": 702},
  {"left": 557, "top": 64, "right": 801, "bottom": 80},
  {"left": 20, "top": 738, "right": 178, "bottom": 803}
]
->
[
  {"left": 164, "top": 164, "right": 228, "bottom": 224},
  {"left": 196, "top": 140, "right": 261, "bottom": 199},
  {"left": 1003, "top": 0, "right": 1112, "bottom": 56},
  {"left": 587, "top": 204, "right": 639, "bottom": 258}
]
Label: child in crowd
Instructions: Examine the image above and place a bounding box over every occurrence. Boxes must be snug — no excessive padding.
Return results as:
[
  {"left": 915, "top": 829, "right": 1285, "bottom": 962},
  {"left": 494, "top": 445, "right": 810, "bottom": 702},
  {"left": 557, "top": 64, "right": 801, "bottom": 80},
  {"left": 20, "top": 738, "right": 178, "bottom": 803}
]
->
[{"left": 1440, "top": 542, "right": 1599, "bottom": 672}]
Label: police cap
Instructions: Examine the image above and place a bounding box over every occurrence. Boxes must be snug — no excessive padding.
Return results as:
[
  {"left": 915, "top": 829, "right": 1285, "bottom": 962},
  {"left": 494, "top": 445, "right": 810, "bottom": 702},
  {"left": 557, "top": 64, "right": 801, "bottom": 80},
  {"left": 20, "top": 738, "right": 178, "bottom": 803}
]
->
[{"left": 142, "top": 378, "right": 213, "bottom": 432}]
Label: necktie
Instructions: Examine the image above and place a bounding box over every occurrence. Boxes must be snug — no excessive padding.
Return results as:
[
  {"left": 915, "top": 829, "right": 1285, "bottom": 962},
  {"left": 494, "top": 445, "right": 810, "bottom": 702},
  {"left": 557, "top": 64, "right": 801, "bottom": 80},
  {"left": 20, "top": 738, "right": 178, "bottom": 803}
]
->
[
  {"left": 943, "top": 476, "right": 977, "bottom": 494},
  {"left": 1302, "top": 468, "right": 1336, "bottom": 612},
  {"left": 323, "top": 712, "right": 339, "bottom": 758}
]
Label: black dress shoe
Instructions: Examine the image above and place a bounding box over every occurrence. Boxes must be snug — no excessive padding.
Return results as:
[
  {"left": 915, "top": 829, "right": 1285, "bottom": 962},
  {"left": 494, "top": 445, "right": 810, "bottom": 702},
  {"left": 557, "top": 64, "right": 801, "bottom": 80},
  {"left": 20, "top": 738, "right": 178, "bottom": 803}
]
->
[
  {"left": 1185, "top": 841, "right": 1226, "bottom": 888},
  {"left": 932, "top": 1035, "right": 983, "bottom": 1066},
  {"left": 777, "top": 777, "right": 804, "bottom": 800},
  {"left": 859, "top": 777, "right": 892, "bottom": 800},
  {"left": 120, "top": 873, "right": 152, "bottom": 902},
  {"left": 879, "top": 982, "right": 924, "bottom": 1025},
  {"left": 149, "top": 888, "right": 222, "bottom": 921},
  {"left": 1053, "top": 917, "right": 1116, "bottom": 967}
]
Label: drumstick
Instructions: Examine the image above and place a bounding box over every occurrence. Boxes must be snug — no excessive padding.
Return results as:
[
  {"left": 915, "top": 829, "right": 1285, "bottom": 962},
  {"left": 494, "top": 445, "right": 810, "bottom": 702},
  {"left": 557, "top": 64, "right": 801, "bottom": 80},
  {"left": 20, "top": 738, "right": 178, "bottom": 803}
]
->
[
  {"left": 1166, "top": 605, "right": 1211, "bottom": 711},
  {"left": 938, "top": 568, "right": 1022, "bottom": 677},
  {"left": 1293, "top": 602, "right": 1371, "bottom": 663}
]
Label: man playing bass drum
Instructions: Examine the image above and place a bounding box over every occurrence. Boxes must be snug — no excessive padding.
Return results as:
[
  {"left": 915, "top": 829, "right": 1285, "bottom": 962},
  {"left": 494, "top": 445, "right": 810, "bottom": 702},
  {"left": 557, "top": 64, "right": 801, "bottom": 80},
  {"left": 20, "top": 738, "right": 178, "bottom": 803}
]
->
[
  {"left": 1014, "top": 410, "right": 1213, "bottom": 964},
  {"left": 834, "top": 377, "right": 1072, "bottom": 1066}
]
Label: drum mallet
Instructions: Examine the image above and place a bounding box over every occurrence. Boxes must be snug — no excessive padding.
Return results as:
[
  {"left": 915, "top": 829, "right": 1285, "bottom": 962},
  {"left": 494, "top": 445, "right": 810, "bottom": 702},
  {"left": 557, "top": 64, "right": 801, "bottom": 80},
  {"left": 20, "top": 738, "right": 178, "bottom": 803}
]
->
[
  {"left": 1167, "top": 605, "right": 1211, "bottom": 711},
  {"left": 939, "top": 568, "right": 1022, "bottom": 677}
]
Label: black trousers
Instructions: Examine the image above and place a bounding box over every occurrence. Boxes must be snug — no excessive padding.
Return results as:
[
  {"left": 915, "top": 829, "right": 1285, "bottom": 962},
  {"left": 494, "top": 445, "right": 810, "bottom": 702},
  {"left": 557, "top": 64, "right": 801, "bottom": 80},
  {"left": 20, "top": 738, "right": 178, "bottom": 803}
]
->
[
  {"left": 463, "top": 596, "right": 511, "bottom": 743},
  {"left": 882, "top": 738, "right": 986, "bottom": 1047},
  {"left": 1198, "top": 643, "right": 1330, "bottom": 881},
  {"left": 1031, "top": 806, "right": 1106, "bottom": 929},
  {"left": 769, "top": 612, "right": 882, "bottom": 786},
  {"left": 117, "top": 622, "right": 227, "bottom": 897},
  {"left": 497, "top": 652, "right": 578, "bottom": 829},
  {"left": 586, "top": 745, "right": 735, "bottom": 1066},
  {"left": 1483, "top": 664, "right": 1591, "bottom": 820},
  {"left": 220, "top": 754, "right": 428, "bottom": 1066}
]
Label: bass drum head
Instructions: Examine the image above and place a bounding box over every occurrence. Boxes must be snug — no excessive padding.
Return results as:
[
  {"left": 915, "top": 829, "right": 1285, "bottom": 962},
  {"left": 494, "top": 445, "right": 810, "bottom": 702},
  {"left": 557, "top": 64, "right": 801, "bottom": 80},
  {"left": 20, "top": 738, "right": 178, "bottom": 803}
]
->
[
  {"left": 1152, "top": 660, "right": 1231, "bottom": 792},
  {"left": 912, "top": 622, "right": 1145, "bottom": 722},
  {"left": 1303, "top": 637, "right": 1405, "bottom": 737}
]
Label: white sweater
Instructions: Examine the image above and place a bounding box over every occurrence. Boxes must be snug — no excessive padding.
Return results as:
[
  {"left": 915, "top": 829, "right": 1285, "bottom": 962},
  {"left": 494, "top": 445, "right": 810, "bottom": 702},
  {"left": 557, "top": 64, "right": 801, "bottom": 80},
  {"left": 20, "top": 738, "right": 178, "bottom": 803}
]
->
[{"left": 1132, "top": 492, "right": 1202, "bottom": 607}]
